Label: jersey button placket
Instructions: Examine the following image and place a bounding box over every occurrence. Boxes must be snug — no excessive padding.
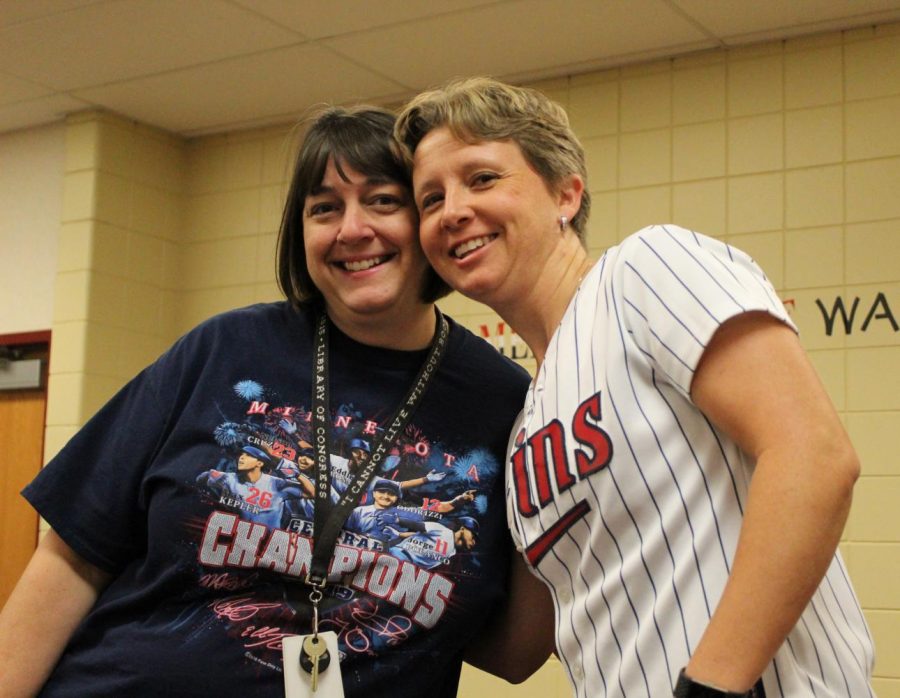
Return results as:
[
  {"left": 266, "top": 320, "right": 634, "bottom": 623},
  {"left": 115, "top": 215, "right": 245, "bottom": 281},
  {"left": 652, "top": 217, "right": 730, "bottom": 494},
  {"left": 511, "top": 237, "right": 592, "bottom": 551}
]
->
[
  {"left": 523, "top": 387, "right": 537, "bottom": 429},
  {"left": 524, "top": 372, "right": 545, "bottom": 429}
]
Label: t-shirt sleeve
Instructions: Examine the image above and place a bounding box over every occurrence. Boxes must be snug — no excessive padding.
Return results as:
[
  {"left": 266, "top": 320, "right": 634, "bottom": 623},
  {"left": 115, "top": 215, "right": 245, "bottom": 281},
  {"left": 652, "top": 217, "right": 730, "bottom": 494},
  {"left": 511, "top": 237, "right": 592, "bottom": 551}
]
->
[
  {"left": 618, "top": 224, "right": 796, "bottom": 399},
  {"left": 22, "top": 359, "right": 172, "bottom": 573}
]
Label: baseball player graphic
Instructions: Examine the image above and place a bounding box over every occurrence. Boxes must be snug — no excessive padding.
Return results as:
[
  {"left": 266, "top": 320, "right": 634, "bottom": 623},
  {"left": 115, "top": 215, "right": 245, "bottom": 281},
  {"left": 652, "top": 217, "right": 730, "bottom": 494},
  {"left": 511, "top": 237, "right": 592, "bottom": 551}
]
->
[
  {"left": 399, "top": 77, "right": 875, "bottom": 697},
  {"left": 272, "top": 444, "right": 316, "bottom": 481},
  {"left": 343, "top": 478, "right": 405, "bottom": 541},
  {"left": 273, "top": 445, "right": 318, "bottom": 527},
  {"left": 331, "top": 437, "right": 448, "bottom": 502},
  {"left": 197, "top": 445, "right": 307, "bottom": 529},
  {"left": 345, "top": 478, "right": 478, "bottom": 547},
  {"left": 348, "top": 437, "right": 370, "bottom": 470},
  {"left": 271, "top": 443, "right": 317, "bottom": 520},
  {"left": 387, "top": 515, "right": 479, "bottom": 569}
]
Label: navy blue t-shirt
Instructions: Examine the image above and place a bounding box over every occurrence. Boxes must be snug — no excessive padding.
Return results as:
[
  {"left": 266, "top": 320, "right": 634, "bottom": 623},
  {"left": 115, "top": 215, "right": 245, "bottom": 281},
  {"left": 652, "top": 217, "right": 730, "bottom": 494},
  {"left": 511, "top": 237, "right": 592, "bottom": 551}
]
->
[{"left": 24, "top": 302, "right": 530, "bottom": 697}]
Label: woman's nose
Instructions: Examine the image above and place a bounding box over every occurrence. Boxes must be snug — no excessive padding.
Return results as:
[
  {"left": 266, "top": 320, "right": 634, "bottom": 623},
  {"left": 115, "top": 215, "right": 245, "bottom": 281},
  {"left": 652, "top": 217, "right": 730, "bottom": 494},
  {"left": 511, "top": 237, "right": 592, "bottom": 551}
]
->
[
  {"left": 336, "top": 205, "right": 375, "bottom": 243},
  {"left": 440, "top": 190, "right": 473, "bottom": 231}
]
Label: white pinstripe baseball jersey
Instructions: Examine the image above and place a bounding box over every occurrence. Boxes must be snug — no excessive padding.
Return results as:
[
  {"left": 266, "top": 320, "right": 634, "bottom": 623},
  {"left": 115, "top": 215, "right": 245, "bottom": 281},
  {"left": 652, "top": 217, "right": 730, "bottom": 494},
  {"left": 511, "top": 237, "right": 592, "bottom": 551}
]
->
[{"left": 506, "top": 225, "right": 874, "bottom": 697}]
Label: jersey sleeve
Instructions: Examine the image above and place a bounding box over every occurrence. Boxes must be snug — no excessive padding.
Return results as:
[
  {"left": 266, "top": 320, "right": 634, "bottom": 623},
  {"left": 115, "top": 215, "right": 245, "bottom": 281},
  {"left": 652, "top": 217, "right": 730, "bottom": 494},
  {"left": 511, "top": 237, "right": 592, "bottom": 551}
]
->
[
  {"left": 22, "top": 347, "right": 179, "bottom": 573},
  {"left": 617, "top": 224, "right": 796, "bottom": 399}
]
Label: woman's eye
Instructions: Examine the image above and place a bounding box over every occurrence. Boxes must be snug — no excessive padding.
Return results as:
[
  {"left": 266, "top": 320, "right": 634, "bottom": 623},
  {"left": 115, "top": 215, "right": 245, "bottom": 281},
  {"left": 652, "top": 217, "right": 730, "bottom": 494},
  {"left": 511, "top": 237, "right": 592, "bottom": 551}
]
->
[
  {"left": 472, "top": 172, "right": 498, "bottom": 187},
  {"left": 420, "top": 192, "right": 443, "bottom": 211},
  {"left": 370, "top": 194, "right": 402, "bottom": 210},
  {"left": 308, "top": 202, "right": 336, "bottom": 217}
]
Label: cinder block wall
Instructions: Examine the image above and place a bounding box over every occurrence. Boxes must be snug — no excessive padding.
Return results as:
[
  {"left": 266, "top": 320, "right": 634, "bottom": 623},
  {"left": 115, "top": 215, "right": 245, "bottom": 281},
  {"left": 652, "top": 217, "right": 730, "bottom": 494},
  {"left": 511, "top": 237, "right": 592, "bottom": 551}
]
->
[
  {"left": 46, "top": 23, "right": 900, "bottom": 698},
  {"left": 177, "top": 125, "right": 294, "bottom": 333},
  {"left": 45, "top": 111, "right": 184, "bottom": 463}
]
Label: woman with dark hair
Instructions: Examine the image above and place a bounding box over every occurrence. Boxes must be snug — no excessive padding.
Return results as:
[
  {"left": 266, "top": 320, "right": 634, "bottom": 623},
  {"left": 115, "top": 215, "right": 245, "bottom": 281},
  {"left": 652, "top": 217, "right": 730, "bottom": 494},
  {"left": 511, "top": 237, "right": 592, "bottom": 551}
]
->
[{"left": 0, "top": 105, "right": 552, "bottom": 696}]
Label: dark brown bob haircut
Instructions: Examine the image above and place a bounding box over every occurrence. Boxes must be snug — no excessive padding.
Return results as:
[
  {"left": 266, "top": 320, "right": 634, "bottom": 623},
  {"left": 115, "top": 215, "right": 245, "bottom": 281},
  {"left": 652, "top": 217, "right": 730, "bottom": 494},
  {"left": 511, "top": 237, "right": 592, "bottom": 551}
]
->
[{"left": 276, "top": 105, "right": 451, "bottom": 306}]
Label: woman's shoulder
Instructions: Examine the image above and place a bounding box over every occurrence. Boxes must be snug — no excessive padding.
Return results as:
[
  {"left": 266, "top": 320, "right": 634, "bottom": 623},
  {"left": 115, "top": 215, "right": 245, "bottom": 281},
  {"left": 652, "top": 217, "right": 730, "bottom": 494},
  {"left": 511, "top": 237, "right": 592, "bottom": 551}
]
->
[
  {"left": 445, "top": 315, "right": 531, "bottom": 385},
  {"left": 194, "top": 300, "right": 298, "bottom": 328},
  {"left": 150, "top": 301, "right": 312, "bottom": 373},
  {"left": 181, "top": 301, "right": 311, "bottom": 343},
  {"left": 614, "top": 224, "right": 735, "bottom": 266}
]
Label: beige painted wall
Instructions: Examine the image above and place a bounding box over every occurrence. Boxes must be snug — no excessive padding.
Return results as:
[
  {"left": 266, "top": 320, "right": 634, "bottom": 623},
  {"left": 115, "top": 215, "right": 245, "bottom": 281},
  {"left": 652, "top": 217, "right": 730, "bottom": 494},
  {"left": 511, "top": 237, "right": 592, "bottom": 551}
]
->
[
  {"left": 42, "top": 112, "right": 185, "bottom": 459},
  {"left": 0, "top": 123, "right": 64, "bottom": 334},
  {"left": 35, "top": 21, "right": 900, "bottom": 698}
]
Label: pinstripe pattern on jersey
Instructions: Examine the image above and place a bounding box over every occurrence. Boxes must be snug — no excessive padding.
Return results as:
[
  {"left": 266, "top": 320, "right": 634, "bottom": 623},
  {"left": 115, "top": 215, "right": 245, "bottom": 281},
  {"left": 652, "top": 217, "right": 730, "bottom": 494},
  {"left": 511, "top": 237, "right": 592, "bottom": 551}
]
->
[
  {"left": 609, "top": 281, "right": 685, "bottom": 680},
  {"left": 507, "top": 226, "right": 874, "bottom": 696},
  {"left": 541, "top": 364, "right": 654, "bottom": 695}
]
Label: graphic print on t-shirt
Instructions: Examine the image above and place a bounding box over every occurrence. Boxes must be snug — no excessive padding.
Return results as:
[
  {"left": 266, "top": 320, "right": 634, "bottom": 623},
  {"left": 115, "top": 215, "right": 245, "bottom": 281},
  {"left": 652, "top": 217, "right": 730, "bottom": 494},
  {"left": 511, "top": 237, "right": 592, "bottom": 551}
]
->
[{"left": 189, "top": 378, "right": 496, "bottom": 673}]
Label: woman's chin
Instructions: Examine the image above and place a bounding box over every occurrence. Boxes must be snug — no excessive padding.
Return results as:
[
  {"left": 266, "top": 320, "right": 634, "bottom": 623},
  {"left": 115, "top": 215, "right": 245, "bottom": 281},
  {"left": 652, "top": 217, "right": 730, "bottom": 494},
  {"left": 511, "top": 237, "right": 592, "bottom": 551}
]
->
[{"left": 444, "top": 272, "right": 503, "bottom": 306}]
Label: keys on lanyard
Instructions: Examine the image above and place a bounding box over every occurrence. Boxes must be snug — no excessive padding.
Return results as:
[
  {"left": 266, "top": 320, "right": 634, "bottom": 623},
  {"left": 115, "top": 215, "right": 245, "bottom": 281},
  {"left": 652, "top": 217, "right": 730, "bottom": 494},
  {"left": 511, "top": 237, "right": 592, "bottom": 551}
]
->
[
  {"left": 300, "top": 634, "right": 330, "bottom": 691},
  {"left": 299, "top": 582, "right": 331, "bottom": 692}
]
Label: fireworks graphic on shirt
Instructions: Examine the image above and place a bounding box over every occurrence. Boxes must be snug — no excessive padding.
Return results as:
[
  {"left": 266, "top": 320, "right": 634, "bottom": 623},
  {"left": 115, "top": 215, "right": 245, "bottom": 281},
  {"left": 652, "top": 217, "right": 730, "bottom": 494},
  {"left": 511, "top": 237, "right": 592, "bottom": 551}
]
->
[
  {"left": 213, "top": 421, "right": 246, "bottom": 447},
  {"left": 233, "top": 380, "right": 264, "bottom": 401}
]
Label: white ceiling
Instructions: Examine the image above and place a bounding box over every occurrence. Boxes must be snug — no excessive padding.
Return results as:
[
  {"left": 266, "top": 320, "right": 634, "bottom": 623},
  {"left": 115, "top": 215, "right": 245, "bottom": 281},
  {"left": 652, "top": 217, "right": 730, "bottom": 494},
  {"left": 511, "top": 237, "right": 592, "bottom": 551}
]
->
[{"left": 2, "top": 0, "right": 900, "bottom": 138}]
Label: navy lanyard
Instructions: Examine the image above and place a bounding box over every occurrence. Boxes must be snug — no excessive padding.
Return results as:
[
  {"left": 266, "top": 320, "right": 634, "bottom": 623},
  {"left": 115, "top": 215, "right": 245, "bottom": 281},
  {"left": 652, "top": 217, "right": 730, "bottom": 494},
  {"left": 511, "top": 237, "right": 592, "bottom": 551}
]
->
[{"left": 306, "top": 308, "right": 449, "bottom": 588}]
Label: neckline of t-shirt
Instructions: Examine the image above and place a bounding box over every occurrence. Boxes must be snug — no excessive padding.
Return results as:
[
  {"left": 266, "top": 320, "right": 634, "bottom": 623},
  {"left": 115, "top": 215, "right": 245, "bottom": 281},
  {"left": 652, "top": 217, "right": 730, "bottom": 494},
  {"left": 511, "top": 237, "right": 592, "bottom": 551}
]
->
[{"left": 288, "top": 302, "right": 450, "bottom": 371}]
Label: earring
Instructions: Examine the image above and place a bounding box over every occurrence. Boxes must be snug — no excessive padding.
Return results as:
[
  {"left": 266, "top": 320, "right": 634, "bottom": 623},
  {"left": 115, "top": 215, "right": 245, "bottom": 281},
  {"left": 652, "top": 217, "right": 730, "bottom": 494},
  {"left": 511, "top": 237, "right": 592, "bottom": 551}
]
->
[{"left": 559, "top": 215, "right": 568, "bottom": 233}]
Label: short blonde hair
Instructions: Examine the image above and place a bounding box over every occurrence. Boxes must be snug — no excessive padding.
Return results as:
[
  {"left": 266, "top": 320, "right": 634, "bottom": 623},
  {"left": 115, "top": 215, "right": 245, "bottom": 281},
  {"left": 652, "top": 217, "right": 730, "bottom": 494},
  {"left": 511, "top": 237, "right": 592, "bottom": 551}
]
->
[{"left": 395, "top": 77, "right": 591, "bottom": 240}]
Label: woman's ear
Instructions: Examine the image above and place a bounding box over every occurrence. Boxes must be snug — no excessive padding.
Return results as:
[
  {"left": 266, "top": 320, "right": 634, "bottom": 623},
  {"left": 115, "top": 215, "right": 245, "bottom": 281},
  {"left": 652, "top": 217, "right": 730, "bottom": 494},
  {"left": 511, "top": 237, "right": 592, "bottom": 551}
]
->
[{"left": 558, "top": 173, "right": 585, "bottom": 222}]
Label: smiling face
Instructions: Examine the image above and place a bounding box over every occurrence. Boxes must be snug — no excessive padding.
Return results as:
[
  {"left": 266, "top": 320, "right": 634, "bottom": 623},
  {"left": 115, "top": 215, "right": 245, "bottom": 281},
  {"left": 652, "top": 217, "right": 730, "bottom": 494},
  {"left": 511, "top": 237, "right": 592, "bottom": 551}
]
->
[
  {"left": 413, "top": 127, "right": 575, "bottom": 309},
  {"left": 237, "top": 452, "right": 264, "bottom": 472},
  {"left": 303, "top": 157, "right": 430, "bottom": 334},
  {"left": 349, "top": 447, "right": 369, "bottom": 469},
  {"left": 236, "top": 452, "right": 265, "bottom": 483},
  {"left": 373, "top": 488, "right": 399, "bottom": 509}
]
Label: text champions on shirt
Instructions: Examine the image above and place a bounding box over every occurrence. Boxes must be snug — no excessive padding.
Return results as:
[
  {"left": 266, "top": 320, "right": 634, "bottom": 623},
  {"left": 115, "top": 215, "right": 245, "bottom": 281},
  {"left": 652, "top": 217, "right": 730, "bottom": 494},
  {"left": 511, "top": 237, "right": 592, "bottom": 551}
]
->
[{"left": 198, "top": 510, "right": 454, "bottom": 628}]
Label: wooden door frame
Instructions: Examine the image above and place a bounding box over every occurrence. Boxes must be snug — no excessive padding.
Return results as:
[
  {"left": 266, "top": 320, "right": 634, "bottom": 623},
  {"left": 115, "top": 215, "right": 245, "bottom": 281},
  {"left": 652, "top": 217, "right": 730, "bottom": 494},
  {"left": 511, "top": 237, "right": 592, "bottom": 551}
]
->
[
  {"left": 0, "top": 329, "right": 51, "bottom": 608},
  {"left": 0, "top": 330, "right": 52, "bottom": 349}
]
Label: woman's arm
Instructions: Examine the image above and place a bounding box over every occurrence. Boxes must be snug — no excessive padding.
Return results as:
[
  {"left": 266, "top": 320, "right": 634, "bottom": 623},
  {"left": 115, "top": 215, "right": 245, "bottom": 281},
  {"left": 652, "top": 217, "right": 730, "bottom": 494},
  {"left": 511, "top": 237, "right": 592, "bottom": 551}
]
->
[
  {"left": 464, "top": 550, "right": 556, "bottom": 683},
  {"left": 685, "top": 311, "right": 860, "bottom": 692},
  {"left": 0, "top": 529, "right": 112, "bottom": 697}
]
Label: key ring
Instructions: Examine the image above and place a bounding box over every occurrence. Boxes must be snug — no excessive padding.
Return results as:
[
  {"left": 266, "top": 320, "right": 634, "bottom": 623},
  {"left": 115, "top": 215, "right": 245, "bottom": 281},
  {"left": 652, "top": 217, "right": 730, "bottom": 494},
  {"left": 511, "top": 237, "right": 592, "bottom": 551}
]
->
[{"left": 309, "top": 589, "right": 322, "bottom": 639}]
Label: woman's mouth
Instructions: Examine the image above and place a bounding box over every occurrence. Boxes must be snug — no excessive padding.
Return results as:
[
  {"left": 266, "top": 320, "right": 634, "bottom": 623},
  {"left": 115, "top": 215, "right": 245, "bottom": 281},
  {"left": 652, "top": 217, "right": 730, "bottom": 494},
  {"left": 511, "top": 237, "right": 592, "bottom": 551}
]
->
[
  {"left": 452, "top": 234, "right": 497, "bottom": 259},
  {"left": 338, "top": 255, "right": 390, "bottom": 271}
]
